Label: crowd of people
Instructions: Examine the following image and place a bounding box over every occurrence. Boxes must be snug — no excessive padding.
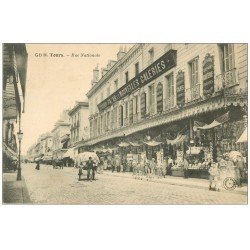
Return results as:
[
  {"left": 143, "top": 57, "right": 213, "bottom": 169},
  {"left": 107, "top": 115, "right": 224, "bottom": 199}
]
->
[
  {"left": 33, "top": 151, "right": 247, "bottom": 191},
  {"left": 208, "top": 154, "right": 247, "bottom": 191}
]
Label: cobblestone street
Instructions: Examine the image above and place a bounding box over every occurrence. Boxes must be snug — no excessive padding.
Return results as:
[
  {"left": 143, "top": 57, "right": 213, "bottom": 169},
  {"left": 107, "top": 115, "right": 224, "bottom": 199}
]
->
[{"left": 11, "top": 163, "right": 246, "bottom": 205}]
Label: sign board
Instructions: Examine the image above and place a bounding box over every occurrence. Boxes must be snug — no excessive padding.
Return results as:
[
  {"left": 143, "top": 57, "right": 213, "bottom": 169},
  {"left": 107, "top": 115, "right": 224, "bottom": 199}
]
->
[{"left": 98, "top": 49, "right": 177, "bottom": 111}]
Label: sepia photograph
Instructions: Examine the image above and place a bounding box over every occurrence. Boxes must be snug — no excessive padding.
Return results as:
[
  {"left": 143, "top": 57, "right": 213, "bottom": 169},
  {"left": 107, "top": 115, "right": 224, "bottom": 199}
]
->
[{"left": 2, "top": 43, "right": 248, "bottom": 205}]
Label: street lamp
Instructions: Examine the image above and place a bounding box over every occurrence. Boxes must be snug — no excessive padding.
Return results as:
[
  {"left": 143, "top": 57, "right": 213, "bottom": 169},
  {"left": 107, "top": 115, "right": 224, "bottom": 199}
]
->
[{"left": 16, "top": 130, "right": 23, "bottom": 181}]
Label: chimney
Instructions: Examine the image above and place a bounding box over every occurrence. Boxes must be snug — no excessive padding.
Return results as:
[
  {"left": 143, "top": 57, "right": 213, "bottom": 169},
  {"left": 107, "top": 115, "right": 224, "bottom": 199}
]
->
[
  {"left": 92, "top": 64, "right": 99, "bottom": 85},
  {"left": 101, "top": 67, "right": 108, "bottom": 77},
  {"left": 117, "top": 46, "right": 126, "bottom": 60},
  {"left": 107, "top": 60, "right": 117, "bottom": 70}
]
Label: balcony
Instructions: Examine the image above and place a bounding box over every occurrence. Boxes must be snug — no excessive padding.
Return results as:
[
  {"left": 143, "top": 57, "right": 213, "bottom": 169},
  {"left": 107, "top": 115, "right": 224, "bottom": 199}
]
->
[
  {"left": 216, "top": 68, "right": 238, "bottom": 89},
  {"left": 186, "top": 84, "right": 201, "bottom": 103}
]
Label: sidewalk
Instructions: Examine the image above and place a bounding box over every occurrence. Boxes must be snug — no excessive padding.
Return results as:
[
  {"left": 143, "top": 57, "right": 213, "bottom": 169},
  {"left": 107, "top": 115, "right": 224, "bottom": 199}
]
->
[
  {"left": 2, "top": 172, "right": 31, "bottom": 204},
  {"left": 103, "top": 171, "right": 248, "bottom": 195}
]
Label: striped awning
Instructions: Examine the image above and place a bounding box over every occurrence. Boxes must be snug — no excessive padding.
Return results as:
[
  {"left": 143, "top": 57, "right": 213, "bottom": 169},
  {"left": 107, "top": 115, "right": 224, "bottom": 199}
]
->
[
  {"left": 144, "top": 140, "right": 162, "bottom": 146},
  {"left": 118, "top": 142, "right": 130, "bottom": 147},
  {"left": 237, "top": 128, "right": 247, "bottom": 143},
  {"left": 166, "top": 134, "right": 187, "bottom": 145}
]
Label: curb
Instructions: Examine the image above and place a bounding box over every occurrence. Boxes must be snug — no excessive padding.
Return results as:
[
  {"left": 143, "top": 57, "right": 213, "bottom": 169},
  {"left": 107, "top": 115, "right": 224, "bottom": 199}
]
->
[{"left": 102, "top": 172, "right": 247, "bottom": 196}]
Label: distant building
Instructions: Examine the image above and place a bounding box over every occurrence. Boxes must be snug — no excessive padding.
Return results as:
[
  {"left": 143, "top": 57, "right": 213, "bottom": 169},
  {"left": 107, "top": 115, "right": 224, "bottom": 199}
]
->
[
  {"left": 51, "top": 110, "right": 71, "bottom": 161},
  {"left": 68, "top": 101, "right": 89, "bottom": 153}
]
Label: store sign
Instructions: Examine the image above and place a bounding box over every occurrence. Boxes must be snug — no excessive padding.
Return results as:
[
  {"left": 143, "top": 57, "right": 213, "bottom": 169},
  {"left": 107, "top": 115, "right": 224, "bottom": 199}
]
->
[
  {"left": 98, "top": 49, "right": 177, "bottom": 111},
  {"left": 203, "top": 53, "right": 214, "bottom": 97},
  {"left": 176, "top": 70, "right": 185, "bottom": 106}
]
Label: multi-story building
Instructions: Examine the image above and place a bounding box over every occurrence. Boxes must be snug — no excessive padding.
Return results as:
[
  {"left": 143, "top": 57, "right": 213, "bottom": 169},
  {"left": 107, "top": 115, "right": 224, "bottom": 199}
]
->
[
  {"left": 40, "top": 132, "right": 53, "bottom": 163},
  {"left": 68, "top": 101, "right": 89, "bottom": 148},
  {"left": 3, "top": 43, "right": 28, "bottom": 169},
  {"left": 59, "top": 101, "right": 89, "bottom": 164},
  {"left": 51, "top": 110, "right": 71, "bottom": 161},
  {"left": 85, "top": 44, "right": 247, "bottom": 163}
]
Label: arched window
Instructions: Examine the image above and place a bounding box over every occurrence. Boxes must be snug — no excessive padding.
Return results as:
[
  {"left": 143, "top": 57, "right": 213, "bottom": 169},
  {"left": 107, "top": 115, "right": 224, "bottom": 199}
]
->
[
  {"left": 140, "top": 92, "right": 147, "bottom": 118},
  {"left": 156, "top": 82, "right": 163, "bottom": 113}
]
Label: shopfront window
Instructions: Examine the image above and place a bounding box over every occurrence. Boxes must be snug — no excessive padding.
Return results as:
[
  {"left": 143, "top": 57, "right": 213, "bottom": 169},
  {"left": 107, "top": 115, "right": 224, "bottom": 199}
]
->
[
  {"left": 129, "top": 99, "right": 133, "bottom": 124},
  {"left": 148, "top": 48, "right": 154, "bottom": 65},
  {"left": 148, "top": 84, "right": 155, "bottom": 115},
  {"left": 107, "top": 111, "right": 110, "bottom": 131},
  {"left": 156, "top": 82, "right": 163, "bottom": 113},
  {"left": 220, "top": 44, "right": 235, "bottom": 73},
  {"left": 114, "top": 79, "right": 118, "bottom": 91},
  {"left": 140, "top": 92, "right": 147, "bottom": 118},
  {"left": 135, "top": 62, "right": 139, "bottom": 76},
  {"left": 125, "top": 71, "right": 129, "bottom": 84},
  {"left": 119, "top": 105, "right": 124, "bottom": 127},
  {"left": 125, "top": 102, "right": 128, "bottom": 125},
  {"left": 189, "top": 57, "right": 199, "bottom": 87},
  {"left": 165, "top": 73, "right": 175, "bottom": 109},
  {"left": 113, "top": 106, "right": 118, "bottom": 129}
]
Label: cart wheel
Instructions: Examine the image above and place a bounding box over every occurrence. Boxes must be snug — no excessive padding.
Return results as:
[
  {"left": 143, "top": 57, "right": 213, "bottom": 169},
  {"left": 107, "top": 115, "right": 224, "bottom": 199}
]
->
[{"left": 223, "top": 177, "right": 237, "bottom": 191}]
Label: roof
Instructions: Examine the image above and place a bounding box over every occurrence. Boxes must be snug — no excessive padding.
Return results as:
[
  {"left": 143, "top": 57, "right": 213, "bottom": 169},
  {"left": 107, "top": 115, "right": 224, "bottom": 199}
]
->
[
  {"left": 86, "top": 44, "right": 142, "bottom": 98},
  {"left": 68, "top": 101, "right": 89, "bottom": 116}
]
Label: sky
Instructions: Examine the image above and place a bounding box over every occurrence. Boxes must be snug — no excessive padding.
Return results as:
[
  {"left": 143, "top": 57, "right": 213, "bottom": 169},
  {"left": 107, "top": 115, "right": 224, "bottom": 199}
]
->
[{"left": 22, "top": 44, "right": 131, "bottom": 154}]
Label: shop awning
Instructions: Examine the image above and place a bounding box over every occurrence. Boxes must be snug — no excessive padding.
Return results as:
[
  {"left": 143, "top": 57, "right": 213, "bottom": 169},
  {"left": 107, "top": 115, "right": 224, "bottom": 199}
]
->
[
  {"left": 129, "top": 142, "right": 142, "bottom": 147},
  {"left": 118, "top": 142, "right": 130, "bottom": 147},
  {"left": 166, "top": 134, "right": 187, "bottom": 145},
  {"left": 144, "top": 141, "right": 162, "bottom": 147},
  {"left": 3, "top": 143, "right": 18, "bottom": 160},
  {"left": 237, "top": 128, "right": 247, "bottom": 143},
  {"left": 63, "top": 147, "right": 76, "bottom": 159},
  {"left": 197, "top": 120, "right": 221, "bottom": 130},
  {"left": 195, "top": 111, "right": 230, "bottom": 130}
]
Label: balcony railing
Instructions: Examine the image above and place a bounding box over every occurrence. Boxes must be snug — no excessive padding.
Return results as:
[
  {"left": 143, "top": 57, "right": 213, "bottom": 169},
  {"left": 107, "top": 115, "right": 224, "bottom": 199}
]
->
[
  {"left": 216, "top": 68, "right": 238, "bottom": 89},
  {"left": 186, "top": 84, "right": 201, "bottom": 103}
]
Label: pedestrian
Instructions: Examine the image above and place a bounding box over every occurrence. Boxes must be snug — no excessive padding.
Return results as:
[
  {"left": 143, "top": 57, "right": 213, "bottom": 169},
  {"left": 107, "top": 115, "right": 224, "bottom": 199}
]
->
[
  {"left": 98, "top": 158, "right": 104, "bottom": 174},
  {"left": 78, "top": 163, "right": 83, "bottom": 181},
  {"left": 92, "top": 161, "right": 97, "bottom": 180},
  {"left": 167, "top": 157, "right": 173, "bottom": 176},
  {"left": 149, "top": 158, "right": 156, "bottom": 179},
  {"left": 86, "top": 157, "right": 94, "bottom": 181},
  {"left": 235, "top": 156, "right": 245, "bottom": 187},
  {"left": 111, "top": 158, "right": 115, "bottom": 172},
  {"left": 183, "top": 157, "right": 189, "bottom": 179},
  {"left": 208, "top": 162, "right": 220, "bottom": 191},
  {"left": 35, "top": 161, "right": 40, "bottom": 170}
]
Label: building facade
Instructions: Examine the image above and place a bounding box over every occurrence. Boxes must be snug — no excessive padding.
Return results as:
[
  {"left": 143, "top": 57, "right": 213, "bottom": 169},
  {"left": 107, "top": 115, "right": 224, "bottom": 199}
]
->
[
  {"left": 68, "top": 101, "right": 89, "bottom": 149},
  {"left": 51, "top": 110, "right": 71, "bottom": 161},
  {"left": 3, "top": 43, "right": 28, "bottom": 169},
  {"left": 85, "top": 44, "right": 247, "bottom": 165}
]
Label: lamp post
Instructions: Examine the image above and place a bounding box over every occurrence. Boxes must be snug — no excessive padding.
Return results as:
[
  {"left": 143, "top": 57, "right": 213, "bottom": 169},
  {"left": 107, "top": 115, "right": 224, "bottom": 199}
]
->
[{"left": 16, "top": 130, "right": 23, "bottom": 181}]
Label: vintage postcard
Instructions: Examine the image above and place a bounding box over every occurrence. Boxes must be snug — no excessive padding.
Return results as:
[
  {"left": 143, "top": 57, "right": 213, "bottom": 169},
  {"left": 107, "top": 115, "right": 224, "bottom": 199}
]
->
[{"left": 2, "top": 43, "right": 248, "bottom": 204}]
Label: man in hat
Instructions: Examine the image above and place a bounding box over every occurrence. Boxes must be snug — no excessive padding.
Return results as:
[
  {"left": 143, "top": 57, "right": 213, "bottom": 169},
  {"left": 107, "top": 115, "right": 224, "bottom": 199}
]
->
[{"left": 86, "top": 157, "right": 94, "bottom": 181}]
